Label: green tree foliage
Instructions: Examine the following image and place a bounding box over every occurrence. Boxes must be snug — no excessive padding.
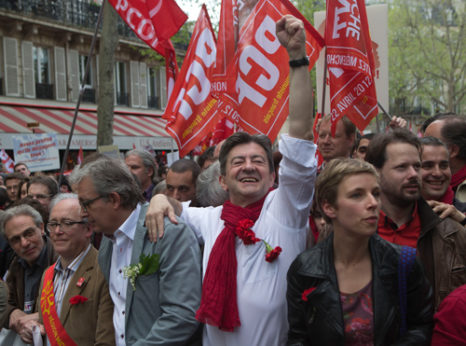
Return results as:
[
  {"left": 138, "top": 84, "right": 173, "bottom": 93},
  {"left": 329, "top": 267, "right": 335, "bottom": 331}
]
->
[{"left": 389, "top": 0, "right": 465, "bottom": 116}]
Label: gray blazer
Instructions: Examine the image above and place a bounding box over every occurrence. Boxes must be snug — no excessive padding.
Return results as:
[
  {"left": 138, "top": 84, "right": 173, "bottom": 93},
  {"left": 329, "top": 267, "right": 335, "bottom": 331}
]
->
[{"left": 99, "top": 203, "right": 202, "bottom": 345}]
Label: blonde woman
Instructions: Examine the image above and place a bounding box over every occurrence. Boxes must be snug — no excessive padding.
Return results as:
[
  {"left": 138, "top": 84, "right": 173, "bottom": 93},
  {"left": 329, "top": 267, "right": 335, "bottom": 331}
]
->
[{"left": 287, "top": 158, "right": 433, "bottom": 345}]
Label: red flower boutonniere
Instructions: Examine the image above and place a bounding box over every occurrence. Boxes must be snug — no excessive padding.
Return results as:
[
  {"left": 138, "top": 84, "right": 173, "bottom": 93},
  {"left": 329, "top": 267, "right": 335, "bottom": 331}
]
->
[
  {"left": 301, "top": 287, "right": 316, "bottom": 301},
  {"left": 235, "top": 219, "right": 260, "bottom": 245},
  {"left": 264, "top": 241, "right": 282, "bottom": 263},
  {"left": 234, "top": 219, "right": 282, "bottom": 263},
  {"left": 69, "top": 295, "right": 88, "bottom": 305}
]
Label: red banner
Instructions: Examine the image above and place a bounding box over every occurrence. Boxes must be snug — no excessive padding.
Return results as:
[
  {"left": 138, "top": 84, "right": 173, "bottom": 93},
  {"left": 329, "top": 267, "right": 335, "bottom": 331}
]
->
[
  {"left": 163, "top": 6, "right": 220, "bottom": 157},
  {"left": 325, "top": 0, "right": 378, "bottom": 131},
  {"left": 0, "top": 149, "right": 14, "bottom": 172},
  {"left": 145, "top": 0, "right": 188, "bottom": 41},
  {"left": 109, "top": 0, "right": 182, "bottom": 104},
  {"left": 218, "top": 0, "right": 324, "bottom": 140},
  {"left": 164, "top": 40, "right": 179, "bottom": 99},
  {"left": 212, "top": 0, "right": 238, "bottom": 93},
  {"left": 110, "top": 0, "right": 166, "bottom": 56}
]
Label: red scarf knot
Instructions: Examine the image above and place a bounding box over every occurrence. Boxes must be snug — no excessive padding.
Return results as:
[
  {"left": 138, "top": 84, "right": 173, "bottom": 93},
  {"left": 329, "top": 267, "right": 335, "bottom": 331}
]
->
[{"left": 235, "top": 219, "right": 260, "bottom": 245}]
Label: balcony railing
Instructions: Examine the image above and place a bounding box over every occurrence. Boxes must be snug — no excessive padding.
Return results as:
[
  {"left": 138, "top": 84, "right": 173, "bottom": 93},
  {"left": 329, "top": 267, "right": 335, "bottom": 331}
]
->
[
  {"left": 82, "top": 87, "right": 96, "bottom": 103},
  {"left": 36, "top": 83, "right": 53, "bottom": 99},
  {"left": 116, "top": 92, "right": 129, "bottom": 106},
  {"left": 0, "top": 0, "right": 138, "bottom": 40},
  {"left": 148, "top": 96, "right": 159, "bottom": 109}
]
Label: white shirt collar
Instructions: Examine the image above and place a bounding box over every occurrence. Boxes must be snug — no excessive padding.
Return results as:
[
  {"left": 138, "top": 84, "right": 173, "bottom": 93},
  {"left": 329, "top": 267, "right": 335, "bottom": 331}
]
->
[{"left": 114, "top": 203, "right": 142, "bottom": 242}]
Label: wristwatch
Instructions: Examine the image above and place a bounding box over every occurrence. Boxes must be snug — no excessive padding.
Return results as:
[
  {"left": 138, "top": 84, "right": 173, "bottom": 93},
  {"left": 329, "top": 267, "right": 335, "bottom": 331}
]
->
[{"left": 289, "top": 57, "right": 309, "bottom": 68}]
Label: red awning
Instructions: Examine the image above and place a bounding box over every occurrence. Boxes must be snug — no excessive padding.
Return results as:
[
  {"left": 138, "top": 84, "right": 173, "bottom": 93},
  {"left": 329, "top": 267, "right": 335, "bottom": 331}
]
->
[{"left": 0, "top": 103, "right": 168, "bottom": 137}]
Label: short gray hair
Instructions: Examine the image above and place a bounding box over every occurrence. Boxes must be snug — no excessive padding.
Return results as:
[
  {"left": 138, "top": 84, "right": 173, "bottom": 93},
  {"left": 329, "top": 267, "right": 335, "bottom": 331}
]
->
[
  {"left": 1, "top": 205, "right": 43, "bottom": 236},
  {"left": 125, "top": 149, "right": 157, "bottom": 181},
  {"left": 49, "top": 193, "right": 80, "bottom": 212},
  {"left": 196, "top": 161, "right": 228, "bottom": 207},
  {"left": 153, "top": 180, "right": 167, "bottom": 196},
  {"left": 69, "top": 158, "right": 144, "bottom": 210}
]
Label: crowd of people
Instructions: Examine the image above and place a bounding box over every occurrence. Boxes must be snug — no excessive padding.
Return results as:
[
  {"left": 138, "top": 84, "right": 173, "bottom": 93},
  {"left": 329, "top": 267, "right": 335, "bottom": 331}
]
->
[{"left": 0, "top": 15, "right": 465, "bottom": 346}]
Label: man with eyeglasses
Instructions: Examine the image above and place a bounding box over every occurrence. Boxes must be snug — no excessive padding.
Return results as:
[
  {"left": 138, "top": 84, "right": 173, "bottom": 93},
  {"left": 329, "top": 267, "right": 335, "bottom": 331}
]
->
[
  {"left": 27, "top": 176, "right": 58, "bottom": 210},
  {"left": 0, "top": 205, "right": 57, "bottom": 343},
  {"left": 69, "top": 158, "right": 201, "bottom": 345},
  {"left": 31, "top": 193, "right": 114, "bottom": 345}
]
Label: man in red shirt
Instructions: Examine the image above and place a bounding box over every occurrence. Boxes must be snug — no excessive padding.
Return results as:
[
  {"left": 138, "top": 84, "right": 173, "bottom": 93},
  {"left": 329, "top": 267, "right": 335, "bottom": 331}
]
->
[
  {"left": 419, "top": 136, "right": 466, "bottom": 222},
  {"left": 366, "top": 129, "right": 466, "bottom": 309},
  {"left": 424, "top": 115, "right": 466, "bottom": 203}
]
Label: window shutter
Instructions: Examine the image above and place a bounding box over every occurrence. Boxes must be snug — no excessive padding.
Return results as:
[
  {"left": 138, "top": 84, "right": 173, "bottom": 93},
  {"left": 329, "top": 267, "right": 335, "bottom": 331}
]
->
[
  {"left": 54, "top": 46, "right": 67, "bottom": 101},
  {"left": 160, "top": 66, "right": 167, "bottom": 109},
  {"left": 3, "top": 38, "right": 20, "bottom": 96},
  {"left": 130, "top": 60, "right": 140, "bottom": 107},
  {"left": 68, "top": 49, "right": 79, "bottom": 102},
  {"left": 139, "top": 62, "right": 148, "bottom": 108},
  {"left": 21, "top": 41, "right": 35, "bottom": 98}
]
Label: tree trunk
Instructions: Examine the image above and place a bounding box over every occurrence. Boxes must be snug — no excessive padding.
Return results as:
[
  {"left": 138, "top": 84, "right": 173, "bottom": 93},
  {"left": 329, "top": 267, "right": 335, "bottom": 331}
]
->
[{"left": 97, "top": 1, "right": 119, "bottom": 146}]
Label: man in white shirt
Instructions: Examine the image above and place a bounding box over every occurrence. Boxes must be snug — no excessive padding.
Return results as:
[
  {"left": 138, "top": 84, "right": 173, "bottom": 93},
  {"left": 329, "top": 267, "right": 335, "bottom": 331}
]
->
[
  {"left": 70, "top": 158, "right": 201, "bottom": 345},
  {"left": 146, "top": 15, "right": 317, "bottom": 345}
]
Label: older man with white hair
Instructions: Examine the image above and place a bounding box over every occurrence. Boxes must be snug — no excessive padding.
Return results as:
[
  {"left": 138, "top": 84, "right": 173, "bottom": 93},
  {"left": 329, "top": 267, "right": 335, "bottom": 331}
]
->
[{"left": 35, "top": 193, "right": 115, "bottom": 345}]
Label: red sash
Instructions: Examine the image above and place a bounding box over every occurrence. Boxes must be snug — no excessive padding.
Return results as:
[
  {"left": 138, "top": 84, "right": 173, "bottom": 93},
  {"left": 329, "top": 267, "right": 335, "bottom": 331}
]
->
[{"left": 40, "top": 264, "right": 77, "bottom": 346}]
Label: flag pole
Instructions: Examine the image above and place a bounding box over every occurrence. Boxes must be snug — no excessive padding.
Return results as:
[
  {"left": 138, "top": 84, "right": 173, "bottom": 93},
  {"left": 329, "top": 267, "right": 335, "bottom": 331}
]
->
[
  {"left": 58, "top": 1, "right": 105, "bottom": 186},
  {"left": 320, "top": 47, "right": 327, "bottom": 118},
  {"left": 377, "top": 101, "right": 393, "bottom": 124}
]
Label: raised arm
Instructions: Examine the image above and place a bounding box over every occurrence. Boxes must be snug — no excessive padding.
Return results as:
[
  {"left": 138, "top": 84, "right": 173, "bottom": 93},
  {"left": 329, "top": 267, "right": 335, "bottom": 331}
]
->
[{"left": 276, "top": 15, "right": 313, "bottom": 141}]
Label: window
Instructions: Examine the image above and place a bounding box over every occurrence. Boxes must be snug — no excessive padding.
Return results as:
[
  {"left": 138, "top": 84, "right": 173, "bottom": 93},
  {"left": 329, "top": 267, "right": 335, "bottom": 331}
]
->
[
  {"left": 147, "top": 67, "right": 160, "bottom": 108},
  {"left": 33, "top": 46, "right": 53, "bottom": 99},
  {"left": 115, "top": 61, "right": 128, "bottom": 105},
  {"left": 79, "top": 54, "right": 92, "bottom": 87},
  {"left": 79, "top": 54, "right": 95, "bottom": 102},
  {"left": 33, "top": 47, "right": 50, "bottom": 84}
]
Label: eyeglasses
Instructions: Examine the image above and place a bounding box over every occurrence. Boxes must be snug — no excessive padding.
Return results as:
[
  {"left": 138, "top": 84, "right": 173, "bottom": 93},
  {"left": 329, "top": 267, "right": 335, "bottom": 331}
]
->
[
  {"left": 29, "top": 194, "right": 52, "bottom": 200},
  {"left": 47, "top": 220, "right": 86, "bottom": 232},
  {"left": 79, "top": 196, "right": 103, "bottom": 212}
]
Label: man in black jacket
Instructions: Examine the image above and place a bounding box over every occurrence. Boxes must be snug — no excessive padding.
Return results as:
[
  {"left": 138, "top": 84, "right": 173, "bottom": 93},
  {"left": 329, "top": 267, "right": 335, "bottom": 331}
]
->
[{"left": 366, "top": 129, "right": 466, "bottom": 309}]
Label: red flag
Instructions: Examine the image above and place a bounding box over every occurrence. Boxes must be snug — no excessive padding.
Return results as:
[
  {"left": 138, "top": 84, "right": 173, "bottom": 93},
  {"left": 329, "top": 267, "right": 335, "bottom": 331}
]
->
[
  {"left": 163, "top": 5, "right": 220, "bottom": 157},
  {"left": 325, "top": 0, "right": 378, "bottom": 131},
  {"left": 77, "top": 146, "right": 84, "bottom": 165},
  {"left": 109, "top": 0, "right": 167, "bottom": 56},
  {"left": 164, "top": 40, "right": 180, "bottom": 99},
  {"left": 211, "top": 0, "right": 238, "bottom": 93},
  {"left": 212, "top": 116, "right": 235, "bottom": 144},
  {"left": 218, "top": 0, "right": 324, "bottom": 141},
  {"left": 145, "top": 0, "right": 188, "bottom": 41},
  {"left": 0, "top": 149, "right": 15, "bottom": 172},
  {"left": 109, "top": 0, "right": 182, "bottom": 103}
]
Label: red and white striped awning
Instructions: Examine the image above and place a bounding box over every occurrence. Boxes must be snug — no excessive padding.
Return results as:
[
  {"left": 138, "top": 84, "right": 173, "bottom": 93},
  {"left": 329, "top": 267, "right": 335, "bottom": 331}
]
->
[{"left": 0, "top": 102, "right": 168, "bottom": 137}]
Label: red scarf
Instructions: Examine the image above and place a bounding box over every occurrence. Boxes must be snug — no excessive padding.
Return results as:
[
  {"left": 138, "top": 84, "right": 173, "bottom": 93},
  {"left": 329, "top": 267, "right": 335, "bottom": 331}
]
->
[
  {"left": 451, "top": 164, "right": 466, "bottom": 191},
  {"left": 195, "top": 194, "right": 269, "bottom": 331},
  {"left": 41, "top": 264, "right": 78, "bottom": 346}
]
